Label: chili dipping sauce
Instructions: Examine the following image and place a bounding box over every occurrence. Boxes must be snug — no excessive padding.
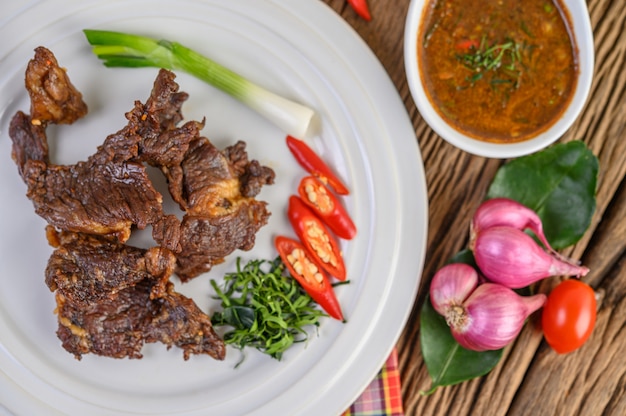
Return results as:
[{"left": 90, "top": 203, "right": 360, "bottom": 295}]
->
[{"left": 418, "top": 0, "right": 579, "bottom": 143}]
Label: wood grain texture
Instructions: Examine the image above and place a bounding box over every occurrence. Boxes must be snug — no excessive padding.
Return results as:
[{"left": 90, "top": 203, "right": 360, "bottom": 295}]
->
[{"left": 321, "top": 0, "right": 626, "bottom": 414}]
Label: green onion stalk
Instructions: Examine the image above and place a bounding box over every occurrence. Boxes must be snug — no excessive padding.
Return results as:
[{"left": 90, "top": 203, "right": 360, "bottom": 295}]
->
[{"left": 83, "top": 29, "right": 315, "bottom": 138}]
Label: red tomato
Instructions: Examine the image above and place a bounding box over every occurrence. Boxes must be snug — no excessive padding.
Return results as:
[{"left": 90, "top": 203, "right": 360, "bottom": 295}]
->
[{"left": 542, "top": 279, "right": 597, "bottom": 354}]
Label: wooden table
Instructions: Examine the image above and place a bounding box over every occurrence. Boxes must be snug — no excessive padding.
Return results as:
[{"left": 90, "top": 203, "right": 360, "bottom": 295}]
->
[{"left": 322, "top": 0, "right": 626, "bottom": 414}]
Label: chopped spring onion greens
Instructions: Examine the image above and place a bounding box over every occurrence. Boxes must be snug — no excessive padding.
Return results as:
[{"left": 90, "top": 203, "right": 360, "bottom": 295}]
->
[
  {"left": 83, "top": 29, "right": 315, "bottom": 138},
  {"left": 458, "top": 37, "right": 523, "bottom": 88},
  {"left": 459, "top": 38, "right": 521, "bottom": 72},
  {"left": 210, "top": 257, "right": 327, "bottom": 366}
]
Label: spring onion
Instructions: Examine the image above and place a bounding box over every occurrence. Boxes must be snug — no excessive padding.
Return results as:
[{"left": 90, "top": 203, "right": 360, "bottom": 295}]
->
[
  {"left": 83, "top": 29, "right": 315, "bottom": 138},
  {"left": 210, "top": 257, "right": 326, "bottom": 365}
]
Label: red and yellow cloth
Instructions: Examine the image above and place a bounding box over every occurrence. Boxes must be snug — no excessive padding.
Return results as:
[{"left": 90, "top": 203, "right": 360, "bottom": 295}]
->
[{"left": 343, "top": 348, "right": 404, "bottom": 416}]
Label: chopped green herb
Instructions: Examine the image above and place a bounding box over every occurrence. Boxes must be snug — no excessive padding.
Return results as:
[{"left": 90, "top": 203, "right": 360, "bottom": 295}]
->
[
  {"left": 210, "top": 257, "right": 327, "bottom": 366},
  {"left": 466, "top": 72, "right": 484, "bottom": 85},
  {"left": 457, "top": 37, "right": 523, "bottom": 89},
  {"left": 520, "top": 20, "right": 534, "bottom": 38}
]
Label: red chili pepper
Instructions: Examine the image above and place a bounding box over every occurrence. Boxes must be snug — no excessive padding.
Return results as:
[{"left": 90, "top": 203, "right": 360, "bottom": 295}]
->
[
  {"left": 275, "top": 236, "right": 344, "bottom": 321},
  {"left": 347, "top": 0, "right": 372, "bottom": 21},
  {"left": 287, "top": 195, "right": 347, "bottom": 281},
  {"left": 456, "top": 39, "right": 479, "bottom": 51},
  {"left": 286, "top": 135, "right": 349, "bottom": 195},
  {"left": 297, "top": 176, "right": 356, "bottom": 240}
]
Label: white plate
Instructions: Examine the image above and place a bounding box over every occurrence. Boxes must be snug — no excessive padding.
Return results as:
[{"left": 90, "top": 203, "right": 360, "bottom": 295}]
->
[{"left": 0, "top": 1, "right": 428, "bottom": 415}]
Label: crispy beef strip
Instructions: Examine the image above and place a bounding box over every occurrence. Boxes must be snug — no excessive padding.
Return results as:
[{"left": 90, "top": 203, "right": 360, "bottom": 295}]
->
[
  {"left": 46, "top": 228, "right": 226, "bottom": 360},
  {"left": 133, "top": 70, "right": 275, "bottom": 281},
  {"left": 9, "top": 47, "right": 164, "bottom": 242},
  {"left": 15, "top": 128, "right": 163, "bottom": 242},
  {"left": 152, "top": 137, "right": 275, "bottom": 281},
  {"left": 45, "top": 227, "right": 173, "bottom": 306},
  {"left": 9, "top": 111, "right": 49, "bottom": 178},
  {"left": 129, "top": 69, "right": 204, "bottom": 209},
  {"left": 25, "top": 46, "right": 88, "bottom": 125},
  {"left": 10, "top": 47, "right": 86, "bottom": 178},
  {"left": 54, "top": 279, "right": 226, "bottom": 361}
]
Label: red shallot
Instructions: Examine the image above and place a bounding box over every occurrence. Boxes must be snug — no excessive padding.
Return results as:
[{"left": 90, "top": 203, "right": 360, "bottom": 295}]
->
[
  {"left": 450, "top": 283, "right": 546, "bottom": 351},
  {"left": 429, "top": 263, "right": 547, "bottom": 351},
  {"left": 430, "top": 263, "right": 478, "bottom": 317},
  {"left": 473, "top": 226, "right": 589, "bottom": 289},
  {"left": 470, "top": 198, "right": 555, "bottom": 253}
]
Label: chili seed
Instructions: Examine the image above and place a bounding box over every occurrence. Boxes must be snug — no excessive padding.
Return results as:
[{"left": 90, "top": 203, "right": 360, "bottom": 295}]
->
[
  {"left": 306, "top": 221, "right": 338, "bottom": 267},
  {"left": 293, "top": 260, "right": 304, "bottom": 275}
]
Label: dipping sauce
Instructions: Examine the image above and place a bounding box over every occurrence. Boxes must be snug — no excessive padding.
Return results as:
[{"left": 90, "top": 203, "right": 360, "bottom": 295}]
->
[{"left": 418, "top": 0, "right": 579, "bottom": 143}]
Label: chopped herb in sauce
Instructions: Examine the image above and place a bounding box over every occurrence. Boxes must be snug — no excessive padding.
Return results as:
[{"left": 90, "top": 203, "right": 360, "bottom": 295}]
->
[{"left": 457, "top": 37, "right": 523, "bottom": 88}]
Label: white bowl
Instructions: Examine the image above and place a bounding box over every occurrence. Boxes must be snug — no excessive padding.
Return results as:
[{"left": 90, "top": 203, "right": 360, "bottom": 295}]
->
[{"left": 404, "top": 0, "right": 594, "bottom": 159}]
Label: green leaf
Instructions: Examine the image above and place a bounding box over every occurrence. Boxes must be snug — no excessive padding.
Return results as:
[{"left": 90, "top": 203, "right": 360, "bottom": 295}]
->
[
  {"left": 223, "top": 306, "right": 255, "bottom": 329},
  {"left": 487, "top": 140, "right": 598, "bottom": 249},
  {"left": 448, "top": 249, "right": 476, "bottom": 267},
  {"left": 420, "top": 296, "right": 503, "bottom": 394}
]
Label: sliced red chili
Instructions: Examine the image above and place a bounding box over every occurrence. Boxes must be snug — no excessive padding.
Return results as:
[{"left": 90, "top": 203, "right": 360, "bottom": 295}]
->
[
  {"left": 286, "top": 135, "right": 349, "bottom": 195},
  {"left": 456, "top": 39, "right": 480, "bottom": 51},
  {"left": 298, "top": 176, "right": 356, "bottom": 240},
  {"left": 287, "top": 195, "right": 347, "bottom": 281},
  {"left": 275, "top": 236, "right": 344, "bottom": 321},
  {"left": 347, "top": 0, "right": 372, "bottom": 21}
]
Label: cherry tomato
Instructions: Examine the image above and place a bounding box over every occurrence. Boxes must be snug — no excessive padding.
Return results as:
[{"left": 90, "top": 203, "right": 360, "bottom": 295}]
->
[{"left": 542, "top": 279, "right": 596, "bottom": 354}]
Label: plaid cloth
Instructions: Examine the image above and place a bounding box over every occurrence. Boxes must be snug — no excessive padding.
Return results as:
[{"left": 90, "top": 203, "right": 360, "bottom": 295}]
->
[{"left": 343, "top": 348, "right": 404, "bottom": 416}]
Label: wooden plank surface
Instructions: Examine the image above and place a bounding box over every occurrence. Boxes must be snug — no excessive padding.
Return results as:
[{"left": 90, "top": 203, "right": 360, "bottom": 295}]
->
[{"left": 321, "top": 0, "right": 626, "bottom": 414}]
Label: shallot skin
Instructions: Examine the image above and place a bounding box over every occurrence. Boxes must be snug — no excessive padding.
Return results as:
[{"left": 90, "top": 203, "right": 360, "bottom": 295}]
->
[
  {"left": 473, "top": 226, "right": 589, "bottom": 289},
  {"left": 470, "top": 198, "right": 555, "bottom": 253},
  {"left": 451, "top": 283, "right": 547, "bottom": 351},
  {"left": 430, "top": 263, "right": 478, "bottom": 317}
]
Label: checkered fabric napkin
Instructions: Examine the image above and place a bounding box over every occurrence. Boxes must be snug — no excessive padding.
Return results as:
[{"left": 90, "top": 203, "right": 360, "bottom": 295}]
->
[{"left": 343, "top": 348, "right": 404, "bottom": 416}]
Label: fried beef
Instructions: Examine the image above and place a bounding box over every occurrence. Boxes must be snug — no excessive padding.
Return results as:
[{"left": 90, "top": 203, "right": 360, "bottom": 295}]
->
[
  {"left": 45, "top": 228, "right": 174, "bottom": 307},
  {"left": 9, "top": 48, "right": 164, "bottom": 242},
  {"left": 54, "top": 280, "right": 225, "bottom": 361},
  {"left": 25, "top": 46, "right": 88, "bottom": 125},
  {"left": 9, "top": 47, "right": 274, "bottom": 361},
  {"left": 132, "top": 70, "right": 275, "bottom": 280},
  {"left": 46, "top": 228, "right": 225, "bottom": 360},
  {"left": 152, "top": 138, "right": 275, "bottom": 281}
]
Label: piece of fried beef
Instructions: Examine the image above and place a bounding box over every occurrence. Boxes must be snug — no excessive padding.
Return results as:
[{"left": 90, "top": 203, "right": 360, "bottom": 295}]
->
[
  {"left": 10, "top": 46, "right": 86, "bottom": 177},
  {"left": 12, "top": 124, "right": 164, "bottom": 242},
  {"left": 134, "top": 70, "right": 275, "bottom": 281},
  {"left": 46, "top": 228, "right": 226, "bottom": 360},
  {"left": 165, "top": 139, "right": 274, "bottom": 281},
  {"left": 25, "top": 46, "right": 88, "bottom": 125},
  {"left": 9, "top": 47, "right": 164, "bottom": 242},
  {"left": 151, "top": 137, "right": 275, "bottom": 281}
]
